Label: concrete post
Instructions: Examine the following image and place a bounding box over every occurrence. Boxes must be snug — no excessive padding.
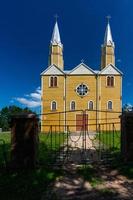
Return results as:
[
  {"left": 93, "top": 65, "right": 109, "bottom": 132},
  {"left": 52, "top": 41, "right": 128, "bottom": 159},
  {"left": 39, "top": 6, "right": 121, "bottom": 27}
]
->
[
  {"left": 121, "top": 112, "right": 133, "bottom": 162},
  {"left": 10, "top": 114, "right": 39, "bottom": 169}
]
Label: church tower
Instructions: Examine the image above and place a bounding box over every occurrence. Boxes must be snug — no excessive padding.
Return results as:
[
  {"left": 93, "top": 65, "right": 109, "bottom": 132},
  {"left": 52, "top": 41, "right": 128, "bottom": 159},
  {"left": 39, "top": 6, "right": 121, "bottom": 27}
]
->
[
  {"left": 49, "top": 20, "right": 64, "bottom": 70},
  {"left": 101, "top": 18, "right": 115, "bottom": 69}
]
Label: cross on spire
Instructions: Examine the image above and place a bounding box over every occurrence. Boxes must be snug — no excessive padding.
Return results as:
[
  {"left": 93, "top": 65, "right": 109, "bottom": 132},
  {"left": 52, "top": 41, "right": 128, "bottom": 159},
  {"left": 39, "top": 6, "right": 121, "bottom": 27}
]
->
[
  {"left": 81, "top": 59, "right": 84, "bottom": 63},
  {"left": 106, "top": 15, "right": 111, "bottom": 23}
]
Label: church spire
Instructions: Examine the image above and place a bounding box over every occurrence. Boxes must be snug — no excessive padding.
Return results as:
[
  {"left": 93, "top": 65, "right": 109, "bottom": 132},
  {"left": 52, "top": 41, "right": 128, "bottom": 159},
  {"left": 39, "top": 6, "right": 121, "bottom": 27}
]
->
[
  {"left": 49, "top": 18, "right": 64, "bottom": 70},
  {"left": 104, "top": 21, "right": 114, "bottom": 47},
  {"left": 101, "top": 16, "right": 115, "bottom": 69},
  {"left": 51, "top": 21, "right": 62, "bottom": 47}
]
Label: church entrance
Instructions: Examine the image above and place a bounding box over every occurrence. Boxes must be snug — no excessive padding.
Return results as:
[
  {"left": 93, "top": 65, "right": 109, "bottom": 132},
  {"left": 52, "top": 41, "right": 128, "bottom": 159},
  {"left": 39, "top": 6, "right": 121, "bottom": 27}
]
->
[{"left": 76, "top": 114, "right": 88, "bottom": 132}]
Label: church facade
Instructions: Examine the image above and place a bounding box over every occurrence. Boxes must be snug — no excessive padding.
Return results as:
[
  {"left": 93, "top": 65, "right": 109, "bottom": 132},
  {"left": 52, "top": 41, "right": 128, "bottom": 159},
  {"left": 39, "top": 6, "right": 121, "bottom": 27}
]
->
[{"left": 41, "top": 20, "right": 122, "bottom": 132}]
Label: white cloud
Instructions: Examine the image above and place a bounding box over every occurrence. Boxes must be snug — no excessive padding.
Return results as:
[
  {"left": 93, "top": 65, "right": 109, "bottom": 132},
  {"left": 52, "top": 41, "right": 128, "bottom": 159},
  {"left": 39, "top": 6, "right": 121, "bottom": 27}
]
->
[
  {"left": 15, "top": 87, "right": 41, "bottom": 108},
  {"left": 16, "top": 98, "right": 41, "bottom": 107},
  {"left": 30, "top": 93, "right": 41, "bottom": 100}
]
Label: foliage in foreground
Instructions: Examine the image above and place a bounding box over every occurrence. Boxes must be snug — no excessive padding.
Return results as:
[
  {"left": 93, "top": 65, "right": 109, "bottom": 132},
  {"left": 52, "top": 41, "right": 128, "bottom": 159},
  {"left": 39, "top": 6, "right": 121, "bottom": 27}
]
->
[
  {"left": 0, "top": 105, "right": 35, "bottom": 131},
  {"left": 0, "top": 167, "right": 62, "bottom": 200},
  {"left": 77, "top": 165, "right": 103, "bottom": 187},
  {"left": 0, "top": 132, "right": 64, "bottom": 200}
]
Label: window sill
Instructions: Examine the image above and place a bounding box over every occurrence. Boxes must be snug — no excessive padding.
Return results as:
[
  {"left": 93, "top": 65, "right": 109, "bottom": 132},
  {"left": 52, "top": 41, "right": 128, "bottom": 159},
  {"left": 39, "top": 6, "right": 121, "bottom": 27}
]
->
[
  {"left": 106, "top": 86, "right": 115, "bottom": 88},
  {"left": 49, "top": 86, "right": 58, "bottom": 88}
]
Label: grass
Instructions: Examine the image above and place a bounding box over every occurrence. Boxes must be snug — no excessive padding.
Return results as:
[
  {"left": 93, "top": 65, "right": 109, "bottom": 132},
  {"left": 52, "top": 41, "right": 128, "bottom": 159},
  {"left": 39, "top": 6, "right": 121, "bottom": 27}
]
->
[
  {"left": 97, "top": 131, "right": 121, "bottom": 150},
  {"left": 39, "top": 132, "right": 66, "bottom": 164},
  {"left": 77, "top": 165, "right": 103, "bottom": 187},
  {"left": 0, "top": 131, "right": 66, "bottom": 166},
  {"left": 0, "top": 131, "right": 65, "bottom": 200},
  {"left": 0, "top": 132, "right": 11, "bottom": 166},
  {"left": 111, "top": 158, "right": 133, "bottom": 179}
]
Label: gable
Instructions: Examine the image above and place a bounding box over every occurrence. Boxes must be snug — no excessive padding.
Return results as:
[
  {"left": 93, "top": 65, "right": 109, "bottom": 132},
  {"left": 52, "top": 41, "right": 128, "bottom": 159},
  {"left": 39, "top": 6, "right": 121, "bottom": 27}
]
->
[
  {"left": 41, "top": 64, "right": 64, "bottom": 75},
  {"left": 100, "top": 64, "right": 122, "bottom": 75},
  {"left": 69, "top": 63, "right": 95, "bottom": 75}
]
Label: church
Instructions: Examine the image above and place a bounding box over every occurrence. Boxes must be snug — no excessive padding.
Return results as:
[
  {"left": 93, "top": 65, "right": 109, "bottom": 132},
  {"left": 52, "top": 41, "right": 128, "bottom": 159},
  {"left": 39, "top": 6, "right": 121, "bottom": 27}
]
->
[{"left": 41, "top": 19, "right": 122, "bottom": 132}]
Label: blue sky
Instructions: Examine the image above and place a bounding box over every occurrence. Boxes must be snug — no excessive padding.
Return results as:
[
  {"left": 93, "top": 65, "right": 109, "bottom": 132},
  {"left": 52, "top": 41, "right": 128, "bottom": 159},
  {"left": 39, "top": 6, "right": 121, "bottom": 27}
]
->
[{"left": 0, "top": 0, "right": 133, "bottom": 112}]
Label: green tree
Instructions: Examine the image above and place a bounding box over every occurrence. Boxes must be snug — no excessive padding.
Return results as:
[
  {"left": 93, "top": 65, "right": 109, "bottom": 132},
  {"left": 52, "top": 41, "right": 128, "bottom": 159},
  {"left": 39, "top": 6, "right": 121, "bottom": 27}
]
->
[{"left": 0, "top": 106, "right": 35, "bottom": 131}]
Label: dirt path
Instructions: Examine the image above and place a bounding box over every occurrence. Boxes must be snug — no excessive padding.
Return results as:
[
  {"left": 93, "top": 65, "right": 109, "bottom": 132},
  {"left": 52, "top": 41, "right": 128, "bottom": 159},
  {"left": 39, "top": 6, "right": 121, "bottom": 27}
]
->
[
  {"left": 41, "top": 133, "right": 133, "bottom": 200},
  {"left": 41, "top": 164, "right": 133, "bottom": 200}
]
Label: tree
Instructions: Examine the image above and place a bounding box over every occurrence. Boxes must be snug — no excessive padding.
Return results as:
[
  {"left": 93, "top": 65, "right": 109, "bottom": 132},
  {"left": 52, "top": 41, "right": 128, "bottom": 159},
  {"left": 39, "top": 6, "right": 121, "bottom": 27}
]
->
[
  {"left": 122, "top": 104, "right": 133, "bottom": 112},
  {"left": 0, "top": 106, "right": 35, "bottom": 131}
]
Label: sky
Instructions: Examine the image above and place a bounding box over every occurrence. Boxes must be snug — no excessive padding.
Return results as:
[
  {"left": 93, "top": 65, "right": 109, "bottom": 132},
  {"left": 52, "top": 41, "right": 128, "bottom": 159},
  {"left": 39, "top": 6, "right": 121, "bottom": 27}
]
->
[{"left": 0, "top": 0, "right": 133, "bottom": 113}]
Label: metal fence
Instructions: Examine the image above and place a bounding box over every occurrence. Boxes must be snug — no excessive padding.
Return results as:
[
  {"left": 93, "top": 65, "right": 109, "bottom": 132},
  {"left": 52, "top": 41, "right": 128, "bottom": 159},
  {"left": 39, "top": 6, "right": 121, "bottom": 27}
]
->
[
  {"left": 39, "top": 109, "right": 121, "bottom": 165},
  {"left": 0, "top": 110, "right": 121, "bottom": 168}
]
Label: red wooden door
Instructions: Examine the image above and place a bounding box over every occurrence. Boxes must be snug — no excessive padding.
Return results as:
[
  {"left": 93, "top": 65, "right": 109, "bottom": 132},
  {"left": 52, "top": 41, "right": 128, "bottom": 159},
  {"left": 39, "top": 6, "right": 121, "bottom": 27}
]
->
[{"left": 76, "top": 114, "right": 88, "bottom": 131}]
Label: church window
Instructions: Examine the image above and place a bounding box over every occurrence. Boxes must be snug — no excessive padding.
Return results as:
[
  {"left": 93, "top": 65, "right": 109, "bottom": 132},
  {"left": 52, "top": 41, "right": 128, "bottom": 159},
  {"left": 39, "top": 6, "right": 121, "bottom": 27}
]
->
[
  {"left": 50, "top": 76, "right": 57, "bottom": 87},
  {"left": 51, "top": 101, "right": 57, "bottom": 111},
  {"left": 88, "top": 101, "right": 94, "bottom": 110},
  {"left": 106, "top": 76, "right": 114, "bottom": 87},
  {"left": 107, "top": 101, "right": 113, "bottom": 110},
  {"left": 54, "top": 77, "right": 57, "bottom": 86},
  {"left": 76, "top": 83, "right": 88, "bottom": 97},
  {"left": 50, "top": 77, "right": 54, "bottom": 87},
  {"left": 70, "top": 101, "right": 76, "bottom": 110}
]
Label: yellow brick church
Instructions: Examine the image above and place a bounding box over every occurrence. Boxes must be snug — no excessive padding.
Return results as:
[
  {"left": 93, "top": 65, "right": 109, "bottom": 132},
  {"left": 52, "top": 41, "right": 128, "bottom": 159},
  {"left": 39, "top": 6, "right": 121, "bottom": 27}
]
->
[{"left": 41, "top": 19, "right": 122, "bottom": 132}]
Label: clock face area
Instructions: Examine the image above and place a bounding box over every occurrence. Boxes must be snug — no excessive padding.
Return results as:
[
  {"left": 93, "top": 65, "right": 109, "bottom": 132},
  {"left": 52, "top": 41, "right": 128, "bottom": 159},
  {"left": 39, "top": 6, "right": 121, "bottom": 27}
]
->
[{"left": 76, "top": 83, "right": 89, "bottom": 97}]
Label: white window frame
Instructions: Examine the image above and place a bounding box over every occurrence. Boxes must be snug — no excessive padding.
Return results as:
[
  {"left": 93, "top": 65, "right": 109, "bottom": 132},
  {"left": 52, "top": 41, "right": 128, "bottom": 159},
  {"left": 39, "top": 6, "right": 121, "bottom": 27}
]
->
[
  {"left": 51, "top": 100, "right": 57, "bottom": 111},
  {"left": 76, "top": 83, "right": 89, "bottom": 97},
  {"left": 88, "top": 100, "right": 94, "bottom": 110},
  {"left": 70, "top": 100, "right": 76, "bottom": 111},
  {"left": 107, "top": 100, "right": 113, "bottom": 110},
  {"left": 49, "top": 76, "right": 58, "bottom": 87},
  {"left": 106, "top": 76, "right": 115, "bottom": 87}
]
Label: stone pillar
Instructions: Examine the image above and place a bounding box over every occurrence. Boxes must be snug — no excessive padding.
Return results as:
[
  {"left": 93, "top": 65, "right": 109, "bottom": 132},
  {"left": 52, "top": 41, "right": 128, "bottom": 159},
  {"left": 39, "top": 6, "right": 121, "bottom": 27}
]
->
[
  {"left": 121, "top": 112, "right": 133, "bottom": 162},
  {"left": 10, "top": 114, "right": 39, "bottom": 169}
]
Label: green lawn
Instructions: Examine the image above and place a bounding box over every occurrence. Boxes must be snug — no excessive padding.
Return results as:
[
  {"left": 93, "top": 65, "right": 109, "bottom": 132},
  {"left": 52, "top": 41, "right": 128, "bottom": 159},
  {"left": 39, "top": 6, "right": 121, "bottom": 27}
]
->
[
  {"left": 97, "top": 131, "right": 121, "bottom": 150},
  {"left": 0, "top": 131, "right": 66, "bottom": 166},
  {"left": 0, "top": 131, "right": 65, "bottom": 200}
]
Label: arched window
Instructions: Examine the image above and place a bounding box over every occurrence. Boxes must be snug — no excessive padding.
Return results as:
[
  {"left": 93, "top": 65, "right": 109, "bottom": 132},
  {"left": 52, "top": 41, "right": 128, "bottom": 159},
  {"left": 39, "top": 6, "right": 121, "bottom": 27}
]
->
[
  {"left": 107, "top": 76, "right": 110, "bottom": 86},
  {"left": 110, "top": 76, "right": 114, "bottom": 86},
  {"left": 50, "top": 76, "right": 58, "bottom": 87},
  {"left": 107, "top": 101, "right": 113, "bottom": 110},
  {"left": 54, "top": 77, "right": 57, "bottom": 87},
  {"left": 51, "top": 101, "right": 57, "bottom": 111},
  {"left": 88, "top": 101, "right": 94, "bottom": 110},
  {"left": 50, "top": 77, "right": 54, "bottom": 87},
  {"left": 106, "top": 76, "right": 114, "bottom": 87},
  {"left": 70, "top": 101, "right": 75, "bottom": 111}
]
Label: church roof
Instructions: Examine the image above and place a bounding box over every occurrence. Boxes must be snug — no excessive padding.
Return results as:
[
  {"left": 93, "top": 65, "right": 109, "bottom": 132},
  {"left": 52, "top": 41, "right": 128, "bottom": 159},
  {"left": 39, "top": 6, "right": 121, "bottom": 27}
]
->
[
  {"left": 104, "top": 22, "right": 114, "bottom": 47},
  {"left": 99, "top": 64, "right": 123, "bottom": 75},
  {"left": 41, "top": 64, "right": 65, "bottom": 75},
  {"left": 69, "top": 62, "right": 96, "bottom": 75},
  {"left": 51, "top": 21, "right": 62, "bottom": 47}
]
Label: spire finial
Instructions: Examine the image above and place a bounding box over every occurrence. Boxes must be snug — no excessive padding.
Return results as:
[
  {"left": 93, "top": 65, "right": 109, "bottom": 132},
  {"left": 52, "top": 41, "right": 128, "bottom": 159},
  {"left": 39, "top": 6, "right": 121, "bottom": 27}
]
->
[
  {"left": 51, "top": 15, "right": 62, "bottom": 47},
  {"left": 54, "top": 14, "right": 59, "bottom": 22},
  {"left": 104, "top": 15, "right": 114, "bottom": 47},
  {"left": 106, "top": 15, "right": 111, "bottom": 23}
]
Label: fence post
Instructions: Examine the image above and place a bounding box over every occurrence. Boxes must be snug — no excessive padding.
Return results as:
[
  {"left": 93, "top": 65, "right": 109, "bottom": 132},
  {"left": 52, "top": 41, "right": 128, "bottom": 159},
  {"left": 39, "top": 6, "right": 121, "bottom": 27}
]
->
[
  {"left": 121, "top": 112, "right": 133, "bottom": 162},
  {"left": 10, "top": 113, "right": 39, "bottom": 169}
]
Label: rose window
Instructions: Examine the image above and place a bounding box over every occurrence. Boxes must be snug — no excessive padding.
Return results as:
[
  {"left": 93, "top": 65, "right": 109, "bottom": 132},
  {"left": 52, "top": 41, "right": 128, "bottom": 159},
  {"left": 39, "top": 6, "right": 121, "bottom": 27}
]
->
[{"left": 76, "top": 84, "right": 89, "bottom": 97}]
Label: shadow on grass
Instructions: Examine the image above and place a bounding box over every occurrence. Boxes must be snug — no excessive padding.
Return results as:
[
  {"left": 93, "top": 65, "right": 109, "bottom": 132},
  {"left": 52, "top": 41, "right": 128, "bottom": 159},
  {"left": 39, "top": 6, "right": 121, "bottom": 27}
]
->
[
  {"left": 0, "top": 166, "right": 63, "bottom": 200},
  {"left": 0, "top": 137, "right": 63, "bottom": 200},
  {"left": 77, "top": 164, "right": 103, "bottom": 187},
  {"left": 111, "top": 152, "right": 133, "bottom": 179}
]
